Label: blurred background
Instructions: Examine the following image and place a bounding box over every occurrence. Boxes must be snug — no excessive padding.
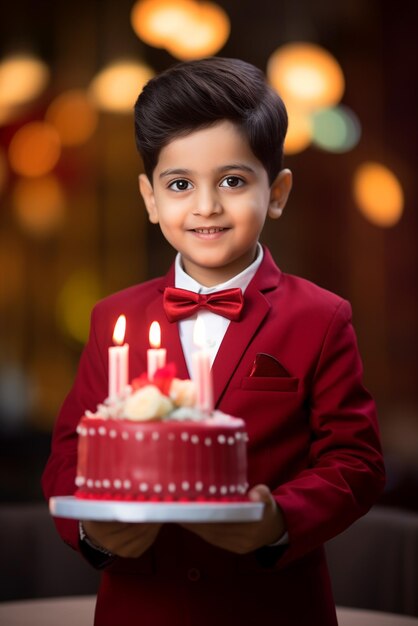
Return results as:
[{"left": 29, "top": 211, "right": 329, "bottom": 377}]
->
[{"left": 0, "top": 0, "right": 417, "bottom": 510}]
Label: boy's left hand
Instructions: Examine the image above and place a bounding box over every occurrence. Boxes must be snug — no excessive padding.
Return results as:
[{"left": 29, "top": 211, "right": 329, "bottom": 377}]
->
[{"left": 180, "top": 484, "right": 286, "bottom": 554}]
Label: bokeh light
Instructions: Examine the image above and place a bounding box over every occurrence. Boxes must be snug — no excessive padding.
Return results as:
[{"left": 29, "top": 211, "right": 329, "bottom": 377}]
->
[
  {"left": 12, "top": 175, "right": 66, "bottom": 236},
  {"left": 45, "top": 89, "right": 98, "bottom": 146},
  {"left": 353, "top": 162, "right": 404, "bottom": 227},
  {"left": 89, "top": 60, "right": 155, "bottom": 113},
  {"left": 8, "top": 121, "right": 61, "bottom": 177},
  {"left": 268, "top": 42, "right": 345, "bottom": 110},
  {"left": 284, "top": 107, "right": 312, "bottom": 154},
  {"left": 0, "top": 53, "right": 49, "bottom": 110},
  {"left": 130, "top": 0, "right": 230, "bottom": 60},
  {"left": 131, "top": 0, "right": 196, "bottom": 47},
  {"left": 56, "top": 269, "right": 102, "bottom": 344},
  {"left": 311, "top": 105, "right": 361, "bottom": 153},
  {"left": 165, "top": 2, "right": 230, "bottom": 60}
]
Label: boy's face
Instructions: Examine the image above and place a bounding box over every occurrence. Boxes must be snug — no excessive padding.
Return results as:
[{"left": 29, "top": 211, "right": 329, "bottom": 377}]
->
[{"left": 139, "top": 120, "right": 292, "bottom": 286}]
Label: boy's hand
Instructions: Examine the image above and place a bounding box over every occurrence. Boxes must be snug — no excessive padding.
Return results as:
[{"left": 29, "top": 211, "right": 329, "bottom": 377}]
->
[
  {"left": 81, "top": 519, "right": 162, "bottom": 558},
  {"left": 180, "top": 484, "right": 286, "bottom": 554}
]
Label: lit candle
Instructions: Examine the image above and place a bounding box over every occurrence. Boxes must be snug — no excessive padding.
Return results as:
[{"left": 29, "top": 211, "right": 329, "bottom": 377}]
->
[
  {"left": 147, "top": 321, "right": 166, "bottom": 380},
  {"left": 108, "top": 315, "right": 129, "bottom": 400},
  {"left": 191, "top": 317, "right": 214, "bottom": 413}
]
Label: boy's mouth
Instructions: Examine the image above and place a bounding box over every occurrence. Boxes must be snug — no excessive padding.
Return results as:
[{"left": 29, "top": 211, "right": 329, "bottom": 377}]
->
[{"left": 192, "top": 227, "right": 226, "bottom": 234}]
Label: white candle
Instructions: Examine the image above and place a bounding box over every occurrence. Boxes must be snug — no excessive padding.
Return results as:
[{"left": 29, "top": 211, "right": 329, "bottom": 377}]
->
[
  {"left": 147, "top": 321, "right": 166, "bottom": 380},
  {"left": 109, "top": 314, "right": 129, "bottom": 400},
  {"left": 191, "top": 317, "right": 214, "bottom": 413}
]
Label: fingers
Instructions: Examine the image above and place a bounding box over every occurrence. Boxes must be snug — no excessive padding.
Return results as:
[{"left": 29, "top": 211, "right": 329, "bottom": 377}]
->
[{"left": 81, "top": 520, "right": 162, "bottom": 558}]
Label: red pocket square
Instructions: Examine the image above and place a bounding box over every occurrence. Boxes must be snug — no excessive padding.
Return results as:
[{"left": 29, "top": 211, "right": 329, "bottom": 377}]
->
[{"left": 249, "top": 353, "right": 291, "bottom": 378}]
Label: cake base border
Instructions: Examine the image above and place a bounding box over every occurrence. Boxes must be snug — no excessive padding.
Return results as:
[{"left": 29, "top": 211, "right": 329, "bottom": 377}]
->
[{"left": 49, "top": 496, "right": 264, "bottom": 522}]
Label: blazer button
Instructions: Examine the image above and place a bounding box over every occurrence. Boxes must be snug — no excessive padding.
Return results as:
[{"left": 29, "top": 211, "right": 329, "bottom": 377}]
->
[{"left": 187, "top": 567, "right": 201, "bottom": 582}]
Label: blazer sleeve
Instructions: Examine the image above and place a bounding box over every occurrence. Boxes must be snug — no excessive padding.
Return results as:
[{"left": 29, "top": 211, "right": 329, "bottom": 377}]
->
[
  {"left": 42, "top": 304, "right": 108, "bottom": 552},
  {"left": 272, "top": 299, "right": 385, "bottom": 567}
]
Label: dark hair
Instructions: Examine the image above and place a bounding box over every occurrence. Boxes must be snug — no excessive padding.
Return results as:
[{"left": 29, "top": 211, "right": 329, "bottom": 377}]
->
[{"left": 134, "top": 57, "right": 288, "bottom": 184}]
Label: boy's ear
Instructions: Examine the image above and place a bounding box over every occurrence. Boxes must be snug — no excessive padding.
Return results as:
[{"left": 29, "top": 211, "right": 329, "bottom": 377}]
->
[
  {"left": 139, "top": 174, "right": 159, "bottom": 224},
  {"left": 268, "top": 169, "right": 293, "bottom": 219}
]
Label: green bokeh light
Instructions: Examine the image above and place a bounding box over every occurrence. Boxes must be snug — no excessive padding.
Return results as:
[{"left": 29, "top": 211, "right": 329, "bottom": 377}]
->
[{"left": 311, "top": 105, "right": 361, "bottom": 153}]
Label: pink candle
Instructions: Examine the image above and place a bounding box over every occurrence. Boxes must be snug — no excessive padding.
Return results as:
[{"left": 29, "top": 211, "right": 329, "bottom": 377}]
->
[
  {"left": 191, "top": 317, "right": 214, "bottom": 412},
  {"left": 147, "top": 321, "right": 166, "bottom": 380},
  {"left": 108, "top": 315, "right": 129, "bottom": 399}
]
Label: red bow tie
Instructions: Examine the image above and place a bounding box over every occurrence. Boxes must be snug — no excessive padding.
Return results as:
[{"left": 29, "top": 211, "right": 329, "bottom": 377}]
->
[{"left": 163, "top": 287, "right": 244, "bottom": 322}]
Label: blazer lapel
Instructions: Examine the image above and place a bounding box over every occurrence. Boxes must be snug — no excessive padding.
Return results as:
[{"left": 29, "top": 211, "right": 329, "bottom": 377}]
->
[{"left": 212, "top": 248, "right": 281, "bottom": 407}]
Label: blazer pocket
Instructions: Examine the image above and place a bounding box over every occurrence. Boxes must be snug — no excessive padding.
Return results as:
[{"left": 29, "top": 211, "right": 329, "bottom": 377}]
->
[{"left": 241, "top": 376, "right": 299, "bottom": 392}]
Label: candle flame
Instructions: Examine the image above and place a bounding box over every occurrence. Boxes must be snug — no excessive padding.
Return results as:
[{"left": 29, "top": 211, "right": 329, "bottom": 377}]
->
[
  {"left": 113, "top": 315, "right": 126, "bottom": 345},
  {"left": 149, "top": 320, "right": 161, "bottom": 348},
  {"left": 193, "top": 317, "right": 206, "bottom": 349}
]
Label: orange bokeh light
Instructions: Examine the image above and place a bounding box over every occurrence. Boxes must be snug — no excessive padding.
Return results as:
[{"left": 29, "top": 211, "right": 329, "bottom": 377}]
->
[
  {"left": 12, "top": 175, "right": 66, "bottom": 236},
  {"left": 284, "top": 107, "right": 312, "bottom": 154},
  {"left": 8, "top": 121, "right": 61, "bottom": 177},
  {"left": 268, "top": 42, "right": 345, "bottom": 110},
  {"left": 89, "top": 60, "right": 154, "bottom": 113},
  {"left": 45, "top": 89, "right": 98, "bottom": 146},
  {"left": 131, "top": 0, "right": 230, "bottom": 60},
  {"left": 353, "top": 162, "right": 404, "bottom": 227}
]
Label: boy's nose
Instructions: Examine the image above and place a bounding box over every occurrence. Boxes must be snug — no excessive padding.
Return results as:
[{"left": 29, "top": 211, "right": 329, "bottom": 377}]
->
[{"left": 193, "top": 187, "right": 222, "bottom": 217}]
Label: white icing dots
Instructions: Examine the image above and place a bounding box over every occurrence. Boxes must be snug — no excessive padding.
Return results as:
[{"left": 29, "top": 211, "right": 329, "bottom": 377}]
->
[
  {"left": 103, "top": 479, "right": 111, "bottom": 489},
  {"left": 87, "top": 479, "right": 93, "bottom": 488},
  {"left": 75, "top": 476, "right": 85, "bottom": 486},
  {"left": 152, "top": 432, "right": 160, "bottom": 441},
  {"left": 204, "top": 437, "right": 212, "bottom": 446},
  {"left": 181, "top": 432, "right": 189, "bottom": 442},
  {"left": 109, "top": 429, "right": 117, "bottom": 439},
  {"left": 139, "top": 482, "right": 148, "bottom": 492},
  {"left": 154, "top": 484, "right": 162, "bottom": 493},
  {"left": 135, "top": 432, "right": 144, "bottom": 441},
  {"left": 181, "top": 481, "right": 190, "bottom": 491},
  {"left": 113, "top": 479, "right": 122, "bottom": 489},
  {"left": 94, "top": 480, "right": 101, "bottom": 488},
  {"left": 227, "top": 436, "right": 235, "bottom": 445},
  {"left": 88, "top": 428, "right": 96, "bottom": 436},
  {"left": 98, "top": 426, "right": 106, "bottom": 436},
  {"left": 168, "top": 483, "right": 176, "bottom": 493},
  {"left": 123, "top": 480, "right": 131, "bottom": 489},
  {"left": 195, "top": 481, "right": 203, "bottom": 491},
  {"left": 122, "top": 431, "right": 129, "bottom": 440},
  {"left": 191, "top": 435, "right": 199, "bottom": 444},
  {"left": 209, "top": 485, "right": 217, "bottom": 495},
  {"left": 217, "top": 434, "right": 226, "bottom": 444},
  {"left": 220, "top": 486, "right": 228, "bottom": 495}
]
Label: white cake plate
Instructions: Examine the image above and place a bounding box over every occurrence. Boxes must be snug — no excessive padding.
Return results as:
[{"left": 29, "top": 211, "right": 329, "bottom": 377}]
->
[{"left": 49, "top": 496, "right": 264, "bottom": 523}]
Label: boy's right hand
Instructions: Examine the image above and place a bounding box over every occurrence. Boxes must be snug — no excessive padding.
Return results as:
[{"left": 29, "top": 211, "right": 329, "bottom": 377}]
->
[{"left": 81, "top": 520, "right": 162, "bottom": 558}]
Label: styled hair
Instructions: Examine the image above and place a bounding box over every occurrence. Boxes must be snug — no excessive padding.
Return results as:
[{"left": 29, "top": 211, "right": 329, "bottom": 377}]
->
[{"left": 134, "top": 57, "right": 288, "bottom": 184}]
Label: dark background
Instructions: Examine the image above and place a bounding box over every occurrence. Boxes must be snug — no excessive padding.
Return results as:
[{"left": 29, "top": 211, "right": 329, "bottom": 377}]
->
[{"left": 0, "top": 0, "right": 417, "bottom": 510}]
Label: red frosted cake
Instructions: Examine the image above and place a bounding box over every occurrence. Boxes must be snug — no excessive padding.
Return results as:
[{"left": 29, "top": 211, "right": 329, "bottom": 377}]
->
[{"left": 75, "top": 369, "right": 249, "bottom": 501}]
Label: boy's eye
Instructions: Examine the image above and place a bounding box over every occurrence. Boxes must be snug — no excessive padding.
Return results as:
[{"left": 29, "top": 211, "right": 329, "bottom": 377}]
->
[
  {"left": 168, "top": 179, "right": 192, "bottom": 191},
  {"left": 220, "top": 176, "right": 244, "bottom": 188}
]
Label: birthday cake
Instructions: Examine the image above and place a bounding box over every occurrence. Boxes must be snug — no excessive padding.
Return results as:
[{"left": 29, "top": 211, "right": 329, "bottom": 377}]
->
[{"left": 75, "top": 367, "right": 249, "bottom": 502}]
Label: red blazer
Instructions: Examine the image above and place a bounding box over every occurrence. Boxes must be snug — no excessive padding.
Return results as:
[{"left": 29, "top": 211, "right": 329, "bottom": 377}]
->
[{"left": 42, "top": 247, "right": 385, "bottom": 626}]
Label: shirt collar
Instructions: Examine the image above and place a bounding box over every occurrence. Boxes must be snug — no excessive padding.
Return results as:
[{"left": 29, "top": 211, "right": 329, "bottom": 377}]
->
[{"left": 174, "top": 243, "right": 263, "bottom": 294}]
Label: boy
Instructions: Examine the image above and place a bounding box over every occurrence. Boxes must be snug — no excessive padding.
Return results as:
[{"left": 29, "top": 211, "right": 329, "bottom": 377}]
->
[{"left": 43, "top": 57, "right": 385, "bottom": 626}]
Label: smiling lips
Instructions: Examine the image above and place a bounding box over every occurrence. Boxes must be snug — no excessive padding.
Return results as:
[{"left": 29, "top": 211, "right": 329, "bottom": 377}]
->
[{"left": 192, "top": 227, "right": 227, "bottom": 234}]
